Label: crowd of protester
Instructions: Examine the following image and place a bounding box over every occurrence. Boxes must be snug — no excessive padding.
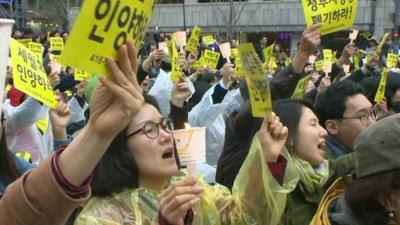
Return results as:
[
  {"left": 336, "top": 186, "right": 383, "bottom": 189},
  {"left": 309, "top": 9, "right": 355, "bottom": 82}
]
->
[{"left": 0, "top": 13, "right": 400, "bottom": 225}]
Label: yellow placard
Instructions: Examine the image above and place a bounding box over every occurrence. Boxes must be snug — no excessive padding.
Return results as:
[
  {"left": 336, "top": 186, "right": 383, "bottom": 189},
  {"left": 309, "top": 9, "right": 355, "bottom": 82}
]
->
[
  {"left": 302, "top": 0, "right": 358, "bottom": 35},
  {"left": 201, "top": 49, "right": 220, "bottom": 69},
  {"left": 28, "top": 42, "right": 43, "bottom": 64},
  {"left": 36, "top": 117, "right": 49, "bottom": 134},
  {"left": 374, "top": 68, "right": 388, "bottom": 103},
  {"left": 376, "top": 33, "right": 389, "bottom": 55},
  {"left": 10, "top": 39, "right": 58, "bottom": 109},
  {"left": 315, "top": 60, "right": 324, "bottom": 71},
  {"left": 351, "top": 54, "right": 360, "bottom": 70},
  {"left": 186, "top": 26, "right": 201, "bottom": 53},
  {"left": 202, "top": 35, "right": 214, "bottom": 46},
  {"left": 238, "top": 43, "right": 272, "bottom": 118},
  {"left": 263, "top": 43, "right": 275, "bottom": 68},
  {"left": 323, "top": 49, "right": 334, "bottom": 62},
  {"left": 18, "top": 39, "right": 31, "bottom": 47},
  {"left": 16, "top": 152, "right": 31, "bottom": 162},
  {"left": 28, "top": 42, "right": 44, "bottom": 64},
  {"left": 387, "top": 53, "right": 399, "bottom": 69},
  {"left": 75, "top": 68, "right": 92, "bottom": 81},
  {"left": 231, "top": 48, "right": 239, "bottom": 59},
  {"left": 28, "top": 42, "right": 44, "bottom": 56},
  {"left": 60, "top": 0, "right": 156, "bottom": 76},
  {"left": 292, "top": 75, "right": 311, "bottom": 99},
  {"left": 168, "top": 39, "right": 181, "bottom": 82},
  {"left": 234, "top": 57, "right": 245, "bottom": 78},
  {"left": 50, "top": 37, "right": 64, "bottom": 51}
]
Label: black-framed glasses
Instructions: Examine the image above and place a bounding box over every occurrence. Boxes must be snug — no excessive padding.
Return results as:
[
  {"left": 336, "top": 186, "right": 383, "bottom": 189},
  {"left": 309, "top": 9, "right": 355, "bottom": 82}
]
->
[
  {"left": 126, "top": 118, "right": 173, "bottom": 139},
  {"left": 341, "top": 109, "right": 376, "bottom": 126}
]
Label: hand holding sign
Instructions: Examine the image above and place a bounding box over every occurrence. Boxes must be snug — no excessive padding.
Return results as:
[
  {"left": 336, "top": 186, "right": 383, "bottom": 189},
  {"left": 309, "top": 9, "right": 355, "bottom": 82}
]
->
[
  {"left": 298, "top": 24, "right": 322, "bottom": 57},
  {"left": 50, "top": 102, "right": 70, "bottom": 140},
  {"left": 88, "top": 41, "right": 144, "bottom": 140},
  {"left": 219, "top": 63, "right": 236, "bottom": 88},
  {"left": 159, "top": 177, "right": 203, "bottom": 225},
  {"left": 171, "top": 77, "right": 192, "bottom": 108},
  {"left": 258, "top": 112, "right": 288, "bottom": 163}
]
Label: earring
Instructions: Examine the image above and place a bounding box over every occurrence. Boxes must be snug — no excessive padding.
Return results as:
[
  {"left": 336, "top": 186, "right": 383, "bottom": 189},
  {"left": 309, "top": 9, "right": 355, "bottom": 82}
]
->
[{"left": 389, "top": 211, "right": 395, "bottom": 218}]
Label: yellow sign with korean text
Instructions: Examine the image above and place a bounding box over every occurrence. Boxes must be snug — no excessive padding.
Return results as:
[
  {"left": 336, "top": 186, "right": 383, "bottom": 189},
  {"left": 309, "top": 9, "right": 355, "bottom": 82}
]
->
[
  {"left": 235, "top": 57, "right": 245, "bottom": 78},
  {"left": 60, "top": 0, "right": 156, "bottom": 76},
  {"left": 302, "top": 0, "right": 358, "bottom": 35},
  {"left": 186, "top": 26, "right": 201, "bottom": 53},
  {"left": 263, "top": 43, "right": 275, "bottom": 69},
  {"left": 18, "top": 39, "right": 31, "bottom": 47},
  {"left": 374, "top": 68, "right": 388, "bottom": 103},
  {"left": 238, "top": 43, "right": 272, "bottom": 118},
  {"left": 202, "top": 35, "right": 214, "bottom": 46},
  {"left": 28, "top": 42, "right": 44, "bottom": 63},
  {"left": 292, "top": 75, "right": 311, "bottom": 99},
  {"left": 201, "top": 49, "right": 220, "bottom": 69},
  {"left": 28, "top": 42, "right": 43, "bottom": 56},
  {"left": 323, "top": 49, "right": 334, "bottom": 62},
  {"left": 231, "top": 48, "right": 238, "bottom": 59},
  {"left": 168, "top": 39, "right": 181, "bottom": 82},
  {"left": 387, "top": 53, "right": 399, "bottom": 69},
  {"left": 50, "top": 37, "right": 64, "bottom": 51},
  {"left": 10, "top": 39, "right": 58, "bottom": 109},
  {"left": 75, "top": 68, "right": 92, "bottom": 81}
]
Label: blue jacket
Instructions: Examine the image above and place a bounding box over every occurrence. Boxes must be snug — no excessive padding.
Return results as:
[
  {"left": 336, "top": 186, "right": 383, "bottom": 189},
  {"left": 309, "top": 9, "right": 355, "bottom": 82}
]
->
[
  {"left": 0, "top": 156, "right": 35, "bottom": 195},
  {"left": 326, "top": 135, "right": 351, "bottom": 159}
]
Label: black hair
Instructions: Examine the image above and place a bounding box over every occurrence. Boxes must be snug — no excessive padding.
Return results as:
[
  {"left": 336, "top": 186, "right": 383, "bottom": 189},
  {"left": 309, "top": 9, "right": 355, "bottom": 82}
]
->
[
  {"left": 91, "top": 94, "right": 180, "bottom": 197},
  {"left": 0, "top": 127, "right": 19, "bottom": 188},
  {"left": 361, "top": 71, "right": 400, "bottom": 108},
  {"left": 272, "top": 99, "right": 316, "bottom": 148},
  {"left": 345, "top": 169, "right": 400, "bottom": 225},
  {"left": 216, "top": 98, "right": 315, "bottom": 190},
  {"left": 315, "top": 80, "right": 365, "bottom": 127}
]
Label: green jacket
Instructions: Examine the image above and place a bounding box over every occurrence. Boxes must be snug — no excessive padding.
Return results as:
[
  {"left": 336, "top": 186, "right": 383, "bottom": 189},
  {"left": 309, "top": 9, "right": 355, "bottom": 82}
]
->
[{"left": 278, "top": 152, "right": 355, "bottom": 225}]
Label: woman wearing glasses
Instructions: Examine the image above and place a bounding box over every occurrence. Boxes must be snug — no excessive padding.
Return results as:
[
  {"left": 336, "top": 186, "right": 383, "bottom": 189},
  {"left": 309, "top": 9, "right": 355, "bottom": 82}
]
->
[{"left": 74, "top": 86, "right": 299, "bottom": 223}]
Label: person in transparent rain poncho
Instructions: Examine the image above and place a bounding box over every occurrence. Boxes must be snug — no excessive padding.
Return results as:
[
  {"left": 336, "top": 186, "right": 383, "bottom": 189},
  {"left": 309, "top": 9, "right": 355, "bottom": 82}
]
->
[{"left": 74, "top": 50, "right": 299, "bottom": 225}]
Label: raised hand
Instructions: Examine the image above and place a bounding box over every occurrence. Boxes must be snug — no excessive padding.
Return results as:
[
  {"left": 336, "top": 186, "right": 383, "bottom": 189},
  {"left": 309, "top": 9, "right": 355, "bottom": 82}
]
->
[
  {"left": 159, "top": 177, "right": 203, "bottom": 225},
  {"left": 75, "top": 78, "right": 89, "bottom": 97},
  {"left": 88, "top": 41, "right": 144, "bottom": 140},
  {"left": 257, "top": 112, "right": 288, "bottom": 162},
  {"left": 50, "top": 101, "right": 70, "bottom": 140},
  {"left": 171, "top": 76, "right": 192, "bottom": 107},
  {"left": 298, "top": 23, "right": 322, "bottom": 57},
  {"left": 219, "top": 63, "right": 236, "bottom": 88}
]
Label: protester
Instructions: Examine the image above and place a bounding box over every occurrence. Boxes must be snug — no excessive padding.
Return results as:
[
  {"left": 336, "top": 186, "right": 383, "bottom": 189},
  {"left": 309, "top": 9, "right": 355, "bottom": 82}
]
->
[
  {"left": 217, "top": 23, "right": 323, "bottom": 189},
  {"left": 74, "top": 89, "right": 298, "bottom": 224},
  {"left": 271, "top": 99, "right": 353, "bottom": 225},
  {"left": 315, "top": 80, "right": 375, "bottom": 158},
  {"left": 0, "top": 41, "right": 144, "bottom": 225},
  {"left": 311, "top": 114, "right": 400, "bottom": 225}
]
